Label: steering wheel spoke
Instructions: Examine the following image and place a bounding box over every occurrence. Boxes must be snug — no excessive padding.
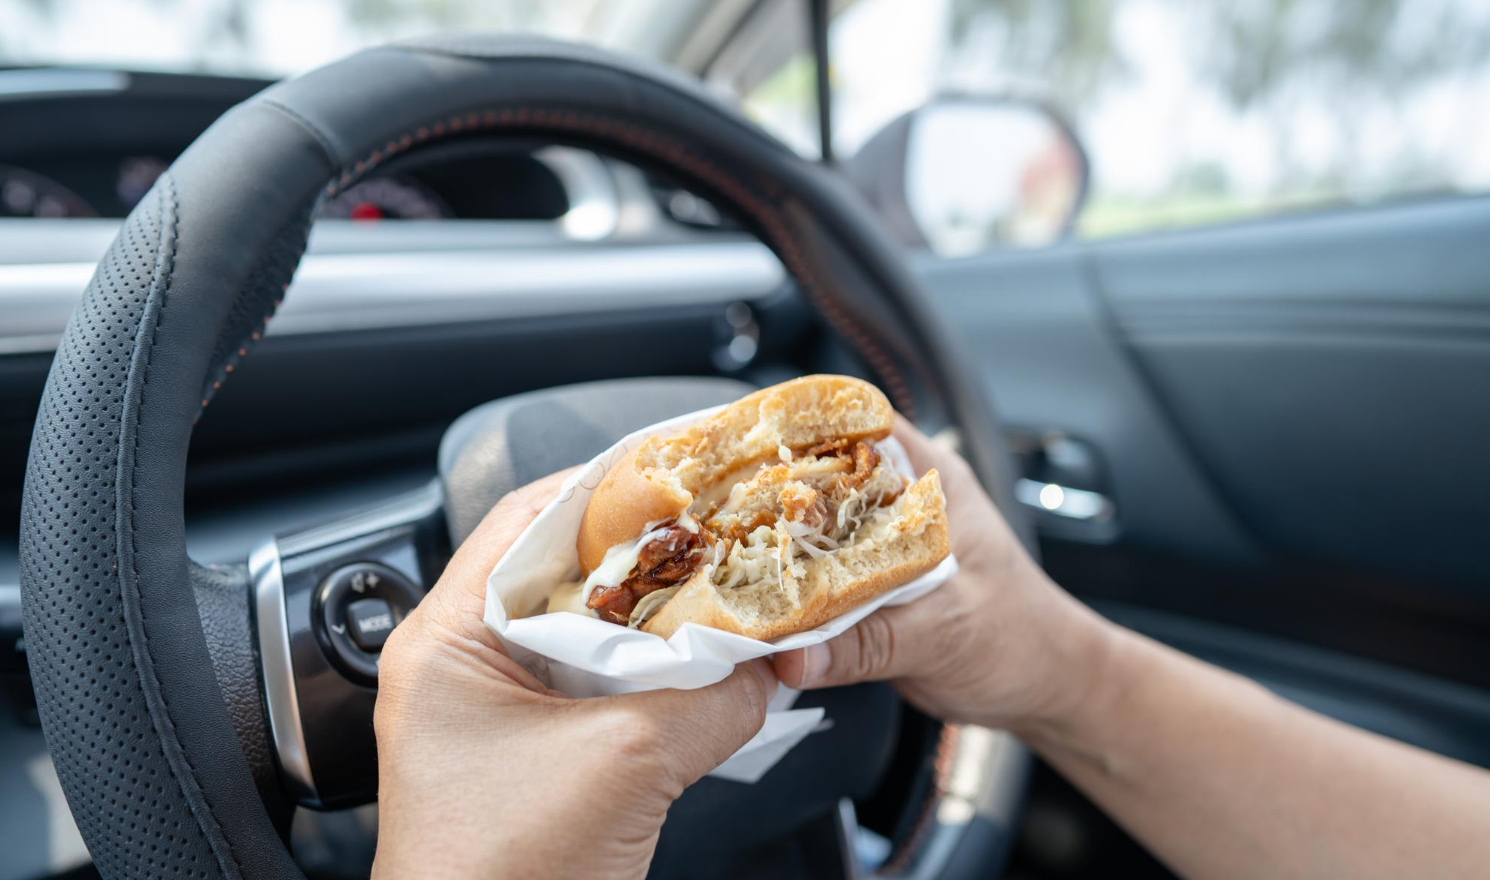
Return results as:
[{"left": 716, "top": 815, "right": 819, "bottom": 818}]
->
[{"left": 250, "top": 482, "right": 447, "bottom": 808}]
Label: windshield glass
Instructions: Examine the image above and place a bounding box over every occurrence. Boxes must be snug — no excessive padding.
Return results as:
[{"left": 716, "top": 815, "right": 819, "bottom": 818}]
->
[{"left": 0, "top": 0, "right": 672, "bottom": 76}]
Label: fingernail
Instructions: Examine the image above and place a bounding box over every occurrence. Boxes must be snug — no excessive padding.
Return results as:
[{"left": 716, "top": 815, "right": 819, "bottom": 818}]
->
[{"left": 799, "top": 643, "right": 829, "bottom": 688}]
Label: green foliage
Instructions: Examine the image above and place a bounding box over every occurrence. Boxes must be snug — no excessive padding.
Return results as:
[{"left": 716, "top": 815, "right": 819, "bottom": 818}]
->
[
  {"left": 1203, "top": 0, "right": 1490, "bottom": 106},
  {"left": 936, "top": 0, "right": 1490, "bottom": 239},
  {"left": 949, "top": 0, "right": 1127, "bottom": 107},
  {"left": 750, "top": 54, "right": 817, "bottom": 108},
  {"left": 344, "top": 0, "right": 528, "bottom": 30},
  {"left": 946, "top": 0, "right": 1490, "bottom": 111}
]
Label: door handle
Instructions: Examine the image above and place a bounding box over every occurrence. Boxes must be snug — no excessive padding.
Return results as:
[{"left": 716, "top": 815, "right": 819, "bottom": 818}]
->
[
  {"left": 1014, "top": 478, "right": 1113, "bottom": 522},
  {"left": 1006, "top": 431, "right": 1118, "bottom": 542}
]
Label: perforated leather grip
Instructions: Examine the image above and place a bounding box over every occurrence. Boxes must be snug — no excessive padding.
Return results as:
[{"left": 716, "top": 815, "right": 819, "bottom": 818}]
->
[{"left": 20, "top": 35, "right": 1026, "bottom": 879}]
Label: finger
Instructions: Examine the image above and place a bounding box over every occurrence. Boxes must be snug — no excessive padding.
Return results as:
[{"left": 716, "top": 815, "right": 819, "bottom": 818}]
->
[
  {"left": 773, "top": 606, "right": 923, "bottom": 689},
  {"left": 892, "top": 416, "right": 960, "bottom": 477},
  {"left": 895, "top": 417, "right": 987, "bottom": 510},
  {"left": 437, "top": 466, "right": 582, "bottom": 609},
  {"left": 615, "top": 659, "right": 775, "bottom": 787},
  {"left": 891, "top": 414, "right": 933, "bottom": 472},
  {"left": 412, "top": 466, "right": 582, "bottom": 650}
]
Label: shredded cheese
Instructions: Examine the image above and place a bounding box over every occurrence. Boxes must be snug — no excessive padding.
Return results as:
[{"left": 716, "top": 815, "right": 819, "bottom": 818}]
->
[
  {"left": 713, "top": 525, "right": 780, "bottom": 589},
  {"left": 628, "top": 587, "right": 679, "bottom": 628}
]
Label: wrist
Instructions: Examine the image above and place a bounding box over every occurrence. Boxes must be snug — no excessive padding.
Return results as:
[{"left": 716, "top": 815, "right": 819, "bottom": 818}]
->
[
  {"left": 1004, "top": 586, "right": 1128, "bottom": 746},
  {"left": 374, "top": 704, "right": 681, "bottom": 880},
  {"left": 374, "top": 765, "right": 653, "bottom": 880}
]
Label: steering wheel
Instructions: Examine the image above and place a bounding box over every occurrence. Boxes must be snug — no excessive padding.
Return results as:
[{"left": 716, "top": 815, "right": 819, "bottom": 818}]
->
[{"left": 19, "top": 35, "right": 1033, "bottom": 880}]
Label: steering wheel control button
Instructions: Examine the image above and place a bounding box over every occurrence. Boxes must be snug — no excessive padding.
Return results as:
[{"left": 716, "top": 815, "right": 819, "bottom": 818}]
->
[
  {"left": 314, "top": 562, "right": 423, "bottom": 683},
  {"left": 346, "top": 598, "right": 396, "bottom": 651}
]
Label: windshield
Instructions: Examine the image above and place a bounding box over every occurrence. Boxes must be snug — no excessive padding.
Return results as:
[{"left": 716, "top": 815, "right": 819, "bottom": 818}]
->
[{"left": 0, "top": 0, "right": 680, "bottom": 76}]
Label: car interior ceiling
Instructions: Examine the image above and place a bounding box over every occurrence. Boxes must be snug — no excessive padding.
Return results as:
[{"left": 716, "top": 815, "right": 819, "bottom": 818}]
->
[{"left": 6, "top": 13, "right": 1490, "bottom": 880}]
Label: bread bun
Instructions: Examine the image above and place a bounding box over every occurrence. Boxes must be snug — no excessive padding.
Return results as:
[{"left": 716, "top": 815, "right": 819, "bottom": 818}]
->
[
  {"left": 576, "top": 445, "right": 692, "bottom": 576},
  {"left": 569, "top": 373, "right": 948, "bottom": 640},
  {"left": 577, "top": 374, "right": 894, "bottom": 574}
]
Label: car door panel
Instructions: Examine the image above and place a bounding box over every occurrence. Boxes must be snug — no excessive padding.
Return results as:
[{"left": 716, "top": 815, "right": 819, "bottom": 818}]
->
[
  {"left": 916, "top": 196, "right": 1490, "bottom": 767},
  {"left": 912, "top": 248, "right": 1260, "bottom": 565},
  {"left": 1095, "top": 196, "right": 1490, "bottom": 586}
]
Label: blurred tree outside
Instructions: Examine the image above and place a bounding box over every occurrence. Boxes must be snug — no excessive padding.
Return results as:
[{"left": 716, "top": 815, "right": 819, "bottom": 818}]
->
[
  {"left": 6, "top": 0, "right": 1490, "bottom": 241},
  {"left": 932, "top": 0, "right": 1490, "bottom": 237}
]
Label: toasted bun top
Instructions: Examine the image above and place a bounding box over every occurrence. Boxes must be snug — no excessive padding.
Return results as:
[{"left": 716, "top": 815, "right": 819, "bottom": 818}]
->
[
  {"left": 575, "top": 445, "right": 692, "bottom": 574},
  {"left": 576, "top": 375, "right": 894, "bottom": 573}
]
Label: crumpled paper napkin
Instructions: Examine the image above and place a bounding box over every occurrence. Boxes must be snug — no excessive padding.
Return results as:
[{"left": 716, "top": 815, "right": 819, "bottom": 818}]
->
[{"left": 484, "top": 405, "right": 958, "bottom": 782}]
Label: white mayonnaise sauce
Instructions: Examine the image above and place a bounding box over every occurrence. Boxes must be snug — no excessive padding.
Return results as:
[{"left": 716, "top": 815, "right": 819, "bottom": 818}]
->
[{"left": 578, "top": 524, "right": 673, "bottom": 603}]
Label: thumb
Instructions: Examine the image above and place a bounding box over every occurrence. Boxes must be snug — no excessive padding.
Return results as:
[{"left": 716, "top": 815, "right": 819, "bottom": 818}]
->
[
  {"left": 420, "top": 465, "right": 581, "bottom": 629},
  {"left": 893, "top": 415, "right": 973, "bottom": 484},
  {"left": 773, "top": 609, "right": 916, "bottom": 690},
  {"left": 411, "top": 466, "right": 580, "bottom": 657},
  {"left": 614, "top": 659, "right": 775, "bottom": 788}
]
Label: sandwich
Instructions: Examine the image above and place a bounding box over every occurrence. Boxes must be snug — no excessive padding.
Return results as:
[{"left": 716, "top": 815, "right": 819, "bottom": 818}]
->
[{"left": 544, "top": 374, "right": 950, "bottom": 640}]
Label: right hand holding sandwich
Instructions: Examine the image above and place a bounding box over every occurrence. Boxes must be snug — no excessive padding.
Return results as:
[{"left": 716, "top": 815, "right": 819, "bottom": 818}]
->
[{"left": 772, "top": 419, "right": 1116, "bottom": 736}]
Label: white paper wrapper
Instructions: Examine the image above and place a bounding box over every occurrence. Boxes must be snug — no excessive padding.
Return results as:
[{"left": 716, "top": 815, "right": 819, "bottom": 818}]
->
[{"left": 484, "top": 405, "right": 959, "bottom": 783}]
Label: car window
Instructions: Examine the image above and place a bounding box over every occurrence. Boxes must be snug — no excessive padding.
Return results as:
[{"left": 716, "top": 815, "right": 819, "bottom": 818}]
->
[{"left": 732, "top": 0, "right": 1490, "bottom": 243}]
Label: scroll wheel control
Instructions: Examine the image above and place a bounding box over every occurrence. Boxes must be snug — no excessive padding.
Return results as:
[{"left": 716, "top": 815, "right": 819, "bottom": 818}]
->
[
  {"left": 345, "top": 598, "right": 396, "bottom": 651},
  {"left": 316, "top": 562, "right": 424, "bottom": 684}
]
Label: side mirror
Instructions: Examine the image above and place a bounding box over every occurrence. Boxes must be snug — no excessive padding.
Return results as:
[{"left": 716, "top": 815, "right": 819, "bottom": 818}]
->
[{"left": 846, "top": 95, "right": 1089, "bottom": 256}]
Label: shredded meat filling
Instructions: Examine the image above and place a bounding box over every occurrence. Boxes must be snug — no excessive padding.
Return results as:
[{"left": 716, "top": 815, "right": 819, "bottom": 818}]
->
[
  {"left": 805, "top": 437, "right": 850, "bottom": 457},
  {"left": 713, "top": 511, "right": 778, "bottom": 546},
  {"left": 844, "top": 441, "right": 878, "bottom": 491},
  {"left": 587, "top": 525, "right": 708, "bottom": 624},
  {"left": 800, "top": 439, "right": 879, "bottom": 490}
]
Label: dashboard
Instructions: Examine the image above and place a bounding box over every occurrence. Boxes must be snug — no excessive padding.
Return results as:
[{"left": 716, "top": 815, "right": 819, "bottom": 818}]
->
[{"left": 0, "top": 65, "right": 758, "bottom": 602}]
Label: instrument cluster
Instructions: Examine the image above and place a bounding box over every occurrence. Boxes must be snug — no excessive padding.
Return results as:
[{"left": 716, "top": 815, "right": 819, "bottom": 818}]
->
[{"left": 0, "top": 150, "right": 568, "bottom": 223}]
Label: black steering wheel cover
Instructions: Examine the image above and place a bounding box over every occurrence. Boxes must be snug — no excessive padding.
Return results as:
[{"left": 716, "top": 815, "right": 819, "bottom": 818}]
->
[{"left": 21, "top": 35, "right": 1029, "bottom": 879}]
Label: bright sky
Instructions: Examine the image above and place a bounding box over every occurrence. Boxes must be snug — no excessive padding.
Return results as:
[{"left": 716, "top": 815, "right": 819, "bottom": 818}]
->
[{"left": 0, "top": 0, "right": 616, "bottom": 74}]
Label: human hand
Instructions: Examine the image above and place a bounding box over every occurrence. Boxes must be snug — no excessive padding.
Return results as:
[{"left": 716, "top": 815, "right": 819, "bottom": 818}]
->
[
  {"left": 373, "top": 470, "right": 774, "bottom": 880},
  {"left": 771, "top": 419, "right": 1113, "bottom": 735}
]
